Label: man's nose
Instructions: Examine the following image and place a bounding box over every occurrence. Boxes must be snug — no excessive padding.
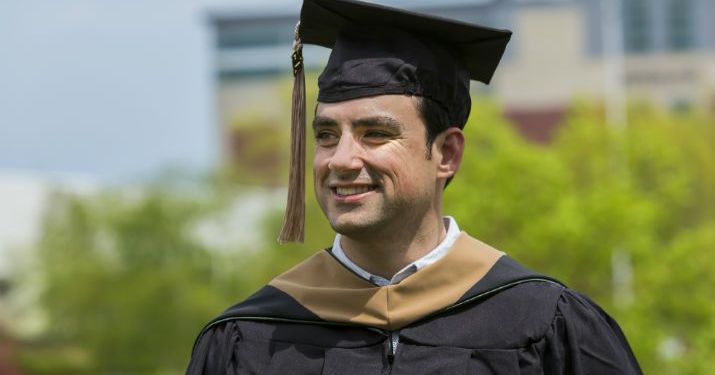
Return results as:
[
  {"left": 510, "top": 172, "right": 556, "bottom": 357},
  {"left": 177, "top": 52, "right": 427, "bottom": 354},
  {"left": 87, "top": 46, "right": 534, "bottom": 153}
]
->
[{"left": 328, "top": 134, "right": 364, "bottom": 173}]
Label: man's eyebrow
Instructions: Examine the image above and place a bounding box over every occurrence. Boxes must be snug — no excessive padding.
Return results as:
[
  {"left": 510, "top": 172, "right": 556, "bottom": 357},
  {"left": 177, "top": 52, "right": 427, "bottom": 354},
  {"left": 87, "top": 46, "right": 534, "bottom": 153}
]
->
[
  {"left": 312, "top": 116, "right": 338, "bottom": 131},
  {"left": 353, "top": 116, "right": 404, "bottom": 132},
  {"left": 312, "top": 115, "right": 404, "bottom": 133}
]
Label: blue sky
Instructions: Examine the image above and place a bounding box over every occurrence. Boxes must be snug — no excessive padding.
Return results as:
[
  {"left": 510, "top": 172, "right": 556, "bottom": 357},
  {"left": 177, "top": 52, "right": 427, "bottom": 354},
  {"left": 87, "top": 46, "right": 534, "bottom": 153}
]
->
[
  {"left": 0, "top": 0, "right": 232, "bottom": 183},
  {"left": 0, "top": 0, "right": 459, "bottom": 184}
]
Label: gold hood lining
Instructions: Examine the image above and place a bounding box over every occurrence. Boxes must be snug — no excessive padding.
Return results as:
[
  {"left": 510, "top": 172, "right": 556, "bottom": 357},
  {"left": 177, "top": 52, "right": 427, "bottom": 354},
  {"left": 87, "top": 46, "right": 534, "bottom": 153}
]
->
[{"left": 269, "top": 232, "right": 503, "bottom": 330}]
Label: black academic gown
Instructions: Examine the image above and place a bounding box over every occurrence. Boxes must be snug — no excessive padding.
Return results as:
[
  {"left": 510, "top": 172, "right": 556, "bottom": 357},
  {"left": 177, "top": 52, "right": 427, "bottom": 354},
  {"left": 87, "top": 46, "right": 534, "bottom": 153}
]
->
[{"left": 186, "top": 233, "right": 642, "bottom": 374}]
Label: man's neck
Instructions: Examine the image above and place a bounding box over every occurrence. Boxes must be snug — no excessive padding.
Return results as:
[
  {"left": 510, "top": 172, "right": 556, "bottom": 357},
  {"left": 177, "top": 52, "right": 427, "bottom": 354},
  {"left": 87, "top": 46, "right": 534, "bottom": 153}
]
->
[{"left": 339, "top": 211, "right": 447, "bottom": 279}]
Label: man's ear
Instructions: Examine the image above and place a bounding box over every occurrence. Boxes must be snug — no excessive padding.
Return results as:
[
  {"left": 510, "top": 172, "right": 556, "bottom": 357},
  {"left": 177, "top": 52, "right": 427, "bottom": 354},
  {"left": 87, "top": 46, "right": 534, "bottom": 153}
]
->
[{"left": 434, "top": 127, "right": 464, "bottom": 180}]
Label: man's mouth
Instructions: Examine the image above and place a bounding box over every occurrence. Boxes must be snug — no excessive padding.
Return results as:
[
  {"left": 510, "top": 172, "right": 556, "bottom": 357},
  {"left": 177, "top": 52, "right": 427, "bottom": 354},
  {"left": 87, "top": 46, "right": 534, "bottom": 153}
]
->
[{"left": 332, "top": 185, "right": 377, "bottom": 197}]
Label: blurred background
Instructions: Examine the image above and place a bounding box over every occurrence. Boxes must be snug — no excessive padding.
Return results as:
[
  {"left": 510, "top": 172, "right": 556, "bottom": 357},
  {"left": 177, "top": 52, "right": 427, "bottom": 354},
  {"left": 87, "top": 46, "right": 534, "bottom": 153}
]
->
[{"left": 1, "top": 0, "right": 713, "bottom": 373}]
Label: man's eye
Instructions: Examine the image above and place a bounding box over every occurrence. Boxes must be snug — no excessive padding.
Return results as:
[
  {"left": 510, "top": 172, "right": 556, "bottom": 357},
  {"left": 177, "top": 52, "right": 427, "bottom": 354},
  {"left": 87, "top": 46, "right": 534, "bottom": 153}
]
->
[
  {"left": 365, "top": 131, "right": 390, "bottom": 138},
  {"left": 315, "top": 131, "right": 338, "bottom": 144}
]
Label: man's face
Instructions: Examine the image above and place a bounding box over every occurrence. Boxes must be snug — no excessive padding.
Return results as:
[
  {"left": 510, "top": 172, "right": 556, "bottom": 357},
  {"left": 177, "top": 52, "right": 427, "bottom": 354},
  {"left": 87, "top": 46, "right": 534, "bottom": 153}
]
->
[{"left": 313, "top": 95, "right": 441, "bottom": 237}]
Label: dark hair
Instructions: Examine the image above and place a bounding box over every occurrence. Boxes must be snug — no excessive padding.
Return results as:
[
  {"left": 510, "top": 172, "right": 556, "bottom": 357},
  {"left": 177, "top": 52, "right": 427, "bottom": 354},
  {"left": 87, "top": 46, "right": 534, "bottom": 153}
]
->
[
  {"left": 416, "top": 96, "right": 451, "bottom": 157},
  {"left": 415, "top": 96, "right": 457, "bottom": 187}
]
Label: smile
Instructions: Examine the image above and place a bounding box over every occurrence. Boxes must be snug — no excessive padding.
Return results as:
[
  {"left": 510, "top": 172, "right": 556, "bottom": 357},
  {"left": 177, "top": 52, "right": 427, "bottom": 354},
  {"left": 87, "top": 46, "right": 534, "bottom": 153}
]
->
[{"left": 331, "top": 185, "right": 377, "bottom": 197}]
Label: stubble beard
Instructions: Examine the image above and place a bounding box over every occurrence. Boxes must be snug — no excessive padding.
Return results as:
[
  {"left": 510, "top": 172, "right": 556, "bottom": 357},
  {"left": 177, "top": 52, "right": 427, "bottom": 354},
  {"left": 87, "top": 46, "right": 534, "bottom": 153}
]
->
[
  {"left": 324, "top": 192, "right": 432, "bottom": 242},
  {"left": 328, "top": 205, "right": 394, "bottom": 240}
]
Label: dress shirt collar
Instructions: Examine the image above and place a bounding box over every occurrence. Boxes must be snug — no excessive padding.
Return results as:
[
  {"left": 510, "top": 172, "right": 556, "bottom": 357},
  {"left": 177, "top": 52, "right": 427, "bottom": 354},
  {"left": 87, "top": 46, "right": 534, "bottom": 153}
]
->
[{"left": 330, "top": 216, "right": 461, "bottom": 286}]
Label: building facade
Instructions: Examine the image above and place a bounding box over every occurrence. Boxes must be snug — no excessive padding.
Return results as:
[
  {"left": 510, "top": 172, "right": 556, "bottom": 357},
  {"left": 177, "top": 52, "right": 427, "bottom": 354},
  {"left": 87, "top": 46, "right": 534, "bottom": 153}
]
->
[{"left": 210, "top": 0, "right": 715, "bottom": 149}]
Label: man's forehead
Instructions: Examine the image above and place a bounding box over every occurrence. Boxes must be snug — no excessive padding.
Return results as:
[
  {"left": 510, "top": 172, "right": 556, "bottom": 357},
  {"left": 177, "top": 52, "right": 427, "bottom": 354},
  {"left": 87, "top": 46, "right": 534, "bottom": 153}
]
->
[{"left": 314, "top": 95, "right": 420, "bottom": 121}]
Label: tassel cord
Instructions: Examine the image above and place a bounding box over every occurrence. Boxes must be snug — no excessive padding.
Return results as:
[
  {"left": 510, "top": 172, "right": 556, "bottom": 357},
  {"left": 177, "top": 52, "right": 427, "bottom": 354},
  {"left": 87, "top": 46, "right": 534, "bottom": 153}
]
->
[{"left": 278, "top": 21, "right": 306, "bottom": 243}]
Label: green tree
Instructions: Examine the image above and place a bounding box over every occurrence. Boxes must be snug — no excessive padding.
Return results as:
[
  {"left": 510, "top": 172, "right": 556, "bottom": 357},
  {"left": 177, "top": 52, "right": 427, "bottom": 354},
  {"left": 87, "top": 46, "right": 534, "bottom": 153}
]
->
[
  {"left": 444, "top": 100, "right": 715, "bottom": 374},
  {"left": 21, "top": 188, "right": 236, "bottom": 373}
]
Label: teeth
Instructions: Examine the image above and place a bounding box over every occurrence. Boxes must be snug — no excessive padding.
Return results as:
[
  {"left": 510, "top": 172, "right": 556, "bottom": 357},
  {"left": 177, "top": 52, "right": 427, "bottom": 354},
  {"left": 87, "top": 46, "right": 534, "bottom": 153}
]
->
[{"left": 336, "top": 186, "right": 373, "bottom": 196}]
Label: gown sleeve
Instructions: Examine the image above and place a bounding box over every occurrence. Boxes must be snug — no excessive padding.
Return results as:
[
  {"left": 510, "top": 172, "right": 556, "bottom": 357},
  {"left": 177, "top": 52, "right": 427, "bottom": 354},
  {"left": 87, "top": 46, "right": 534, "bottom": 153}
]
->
[
  {"left": 542, "top": 289, "right": 643, "bottom": 375},
  {"left": 185, "top": 321, "right": 242, "bottom": 375}
]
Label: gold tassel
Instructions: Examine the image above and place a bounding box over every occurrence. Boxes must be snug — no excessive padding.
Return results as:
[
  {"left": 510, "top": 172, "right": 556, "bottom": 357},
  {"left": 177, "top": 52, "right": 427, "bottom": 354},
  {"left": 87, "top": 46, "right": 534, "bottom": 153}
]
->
[{"left": 278, "top": 21, "right": 306, "bottom": 243}]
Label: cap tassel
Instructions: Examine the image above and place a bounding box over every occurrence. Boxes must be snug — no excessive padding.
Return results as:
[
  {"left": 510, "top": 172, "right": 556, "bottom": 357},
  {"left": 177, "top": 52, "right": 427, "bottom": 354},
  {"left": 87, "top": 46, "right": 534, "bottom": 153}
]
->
[{"left": 278, "top": 21, "right": 306, "bottom": 244}]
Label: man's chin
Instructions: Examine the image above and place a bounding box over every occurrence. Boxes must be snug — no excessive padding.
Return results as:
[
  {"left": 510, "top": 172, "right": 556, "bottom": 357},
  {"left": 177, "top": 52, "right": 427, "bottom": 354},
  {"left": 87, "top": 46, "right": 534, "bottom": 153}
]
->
[{"left": 328, "top": 215, "right": 382, "bottom": 238}]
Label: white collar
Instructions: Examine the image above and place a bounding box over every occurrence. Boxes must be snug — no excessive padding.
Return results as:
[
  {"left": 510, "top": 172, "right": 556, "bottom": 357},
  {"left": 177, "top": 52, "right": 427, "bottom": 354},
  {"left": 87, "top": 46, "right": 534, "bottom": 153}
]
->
[{"left": 330, "top": 217, "right": 461, "bottom": 286}]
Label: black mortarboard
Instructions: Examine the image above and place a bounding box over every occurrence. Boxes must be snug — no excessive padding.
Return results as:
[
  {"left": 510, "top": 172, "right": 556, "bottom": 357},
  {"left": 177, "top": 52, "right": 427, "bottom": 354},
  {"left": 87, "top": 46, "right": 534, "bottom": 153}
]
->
[{"left": 278, "top": 0, "right": 512, "bottom": 243}]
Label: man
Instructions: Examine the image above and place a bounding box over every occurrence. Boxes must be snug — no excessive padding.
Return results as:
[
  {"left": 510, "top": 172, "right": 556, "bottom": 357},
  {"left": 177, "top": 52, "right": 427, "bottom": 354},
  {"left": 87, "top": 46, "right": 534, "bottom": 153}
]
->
[{"left": 186, "top": 0, "right": 643, "bottom": 373}]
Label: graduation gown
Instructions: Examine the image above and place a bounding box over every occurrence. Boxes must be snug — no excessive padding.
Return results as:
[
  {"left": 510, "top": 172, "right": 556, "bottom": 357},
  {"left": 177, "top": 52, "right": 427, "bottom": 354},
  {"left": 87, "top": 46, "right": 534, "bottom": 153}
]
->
[{"left": 186, "top": 233, "right": 642, "bottom": 374}]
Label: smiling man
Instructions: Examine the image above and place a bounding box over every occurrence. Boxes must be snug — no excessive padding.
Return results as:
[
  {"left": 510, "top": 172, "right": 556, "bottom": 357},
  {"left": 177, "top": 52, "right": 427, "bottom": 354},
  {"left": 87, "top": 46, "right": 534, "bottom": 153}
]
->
[
  {"left": 186, "top": 0, "right": 642, "bottom": 374},
  {"left": 312, "top": 95, "right": 464, "bottom": 279}
]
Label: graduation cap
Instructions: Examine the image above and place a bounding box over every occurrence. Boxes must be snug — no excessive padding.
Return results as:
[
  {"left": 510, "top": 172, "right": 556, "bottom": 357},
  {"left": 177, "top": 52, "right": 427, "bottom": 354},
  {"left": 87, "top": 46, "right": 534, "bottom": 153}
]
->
[{"left": 278, "top": 0, "right": 512, "bottom": 243}]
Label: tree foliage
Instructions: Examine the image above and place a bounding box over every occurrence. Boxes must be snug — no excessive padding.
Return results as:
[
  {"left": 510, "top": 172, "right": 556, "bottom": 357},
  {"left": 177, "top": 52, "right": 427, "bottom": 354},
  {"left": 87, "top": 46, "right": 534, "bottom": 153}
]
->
[
  {"left": 19, "top": 188, "right": 238, "bottom": 373},
  {"left": 444, "top": 100, "right": 715, "bottom": 374}
]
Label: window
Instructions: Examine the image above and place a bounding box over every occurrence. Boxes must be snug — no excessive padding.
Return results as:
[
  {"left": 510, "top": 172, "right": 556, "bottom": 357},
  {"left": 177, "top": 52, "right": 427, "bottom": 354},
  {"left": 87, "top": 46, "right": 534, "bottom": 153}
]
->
[
  {"left": 622, "top": 0, "right": 652, "bottom": 53},
  {"left": 666, "top": 0, "right": 694, "bottom": 51}
]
